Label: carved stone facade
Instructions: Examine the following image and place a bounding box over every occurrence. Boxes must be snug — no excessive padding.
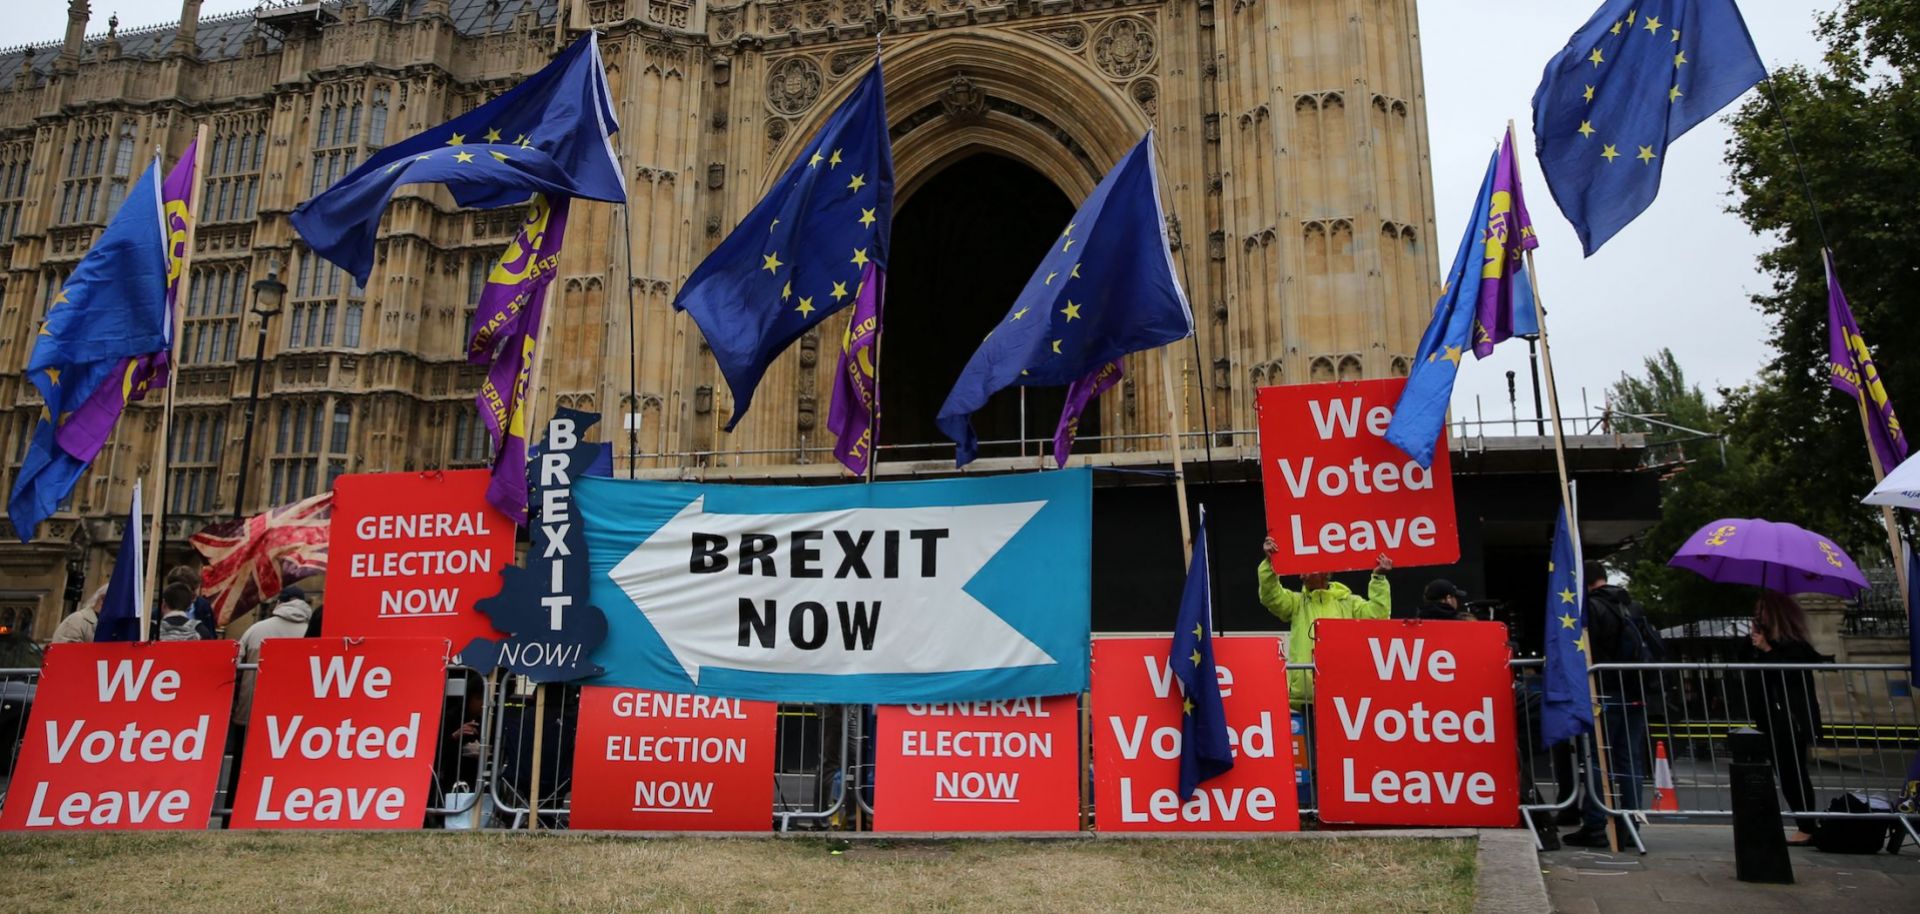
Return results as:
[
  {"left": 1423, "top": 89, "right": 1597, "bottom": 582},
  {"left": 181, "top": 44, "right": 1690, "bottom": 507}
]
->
[{"left": 0, "top": 0, "right": 1437, "bottom": 639}]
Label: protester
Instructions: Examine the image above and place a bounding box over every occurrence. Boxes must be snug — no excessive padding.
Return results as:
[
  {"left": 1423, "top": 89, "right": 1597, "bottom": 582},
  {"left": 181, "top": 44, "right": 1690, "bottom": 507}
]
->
[
  {"left": 153, "top": 580, "right": 203, "bottom": 642},
  {"left": 1741, "top": 592, "right": 1828, "bottom": 846},
  {"left": 1256, "top": 538, "right": 1391, "bottom": 704},
  {"left": 163, "top": 564, "right": 217, "bottom": 640},
  {"left": 232, "top": 587, "right": 316, "bottom": 727},
  {"left": 1564, "top": 563, "right": 1665, "bottom": 847},
  {"left": 48, "top": 586, "right": 107, "bottom": 644},
  {"left": 1408, "top": 579, "right": 1473, "bottom": 621}
]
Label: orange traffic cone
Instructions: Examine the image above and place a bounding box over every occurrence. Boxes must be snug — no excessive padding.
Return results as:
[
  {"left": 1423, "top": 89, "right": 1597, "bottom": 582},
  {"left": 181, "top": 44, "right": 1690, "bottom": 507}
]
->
[{"left": 1652, "top": 740, "right": 1680, "bottom": 812}]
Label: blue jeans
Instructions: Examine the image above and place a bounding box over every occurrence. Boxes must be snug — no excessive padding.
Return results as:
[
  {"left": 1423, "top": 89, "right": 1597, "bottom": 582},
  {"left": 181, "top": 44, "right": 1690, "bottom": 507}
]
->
[{"left": 1582, "top": 698, "right": 1648, "bottom": 831}]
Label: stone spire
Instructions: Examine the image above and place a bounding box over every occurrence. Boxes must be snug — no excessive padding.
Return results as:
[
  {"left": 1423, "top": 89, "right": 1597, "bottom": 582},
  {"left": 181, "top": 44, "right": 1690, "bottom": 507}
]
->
[
  {"left": 172, "top": 0, "right": 203, "bottom": 58},
  {"left": 57, "top": 0, "right": 90, "bottom": 74}
]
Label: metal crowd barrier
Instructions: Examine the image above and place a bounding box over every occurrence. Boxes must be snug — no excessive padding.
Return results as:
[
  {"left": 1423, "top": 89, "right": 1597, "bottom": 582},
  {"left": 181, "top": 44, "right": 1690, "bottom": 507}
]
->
[{"left": 1, "top": 659, "right": 1915, "bottom": 843}]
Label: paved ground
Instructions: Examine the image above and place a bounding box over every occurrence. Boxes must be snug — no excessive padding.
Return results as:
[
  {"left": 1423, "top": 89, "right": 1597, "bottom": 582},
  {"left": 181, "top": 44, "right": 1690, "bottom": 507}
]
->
[{"left": 1541, "top": 824, "right": 1920, "bottom": 913}]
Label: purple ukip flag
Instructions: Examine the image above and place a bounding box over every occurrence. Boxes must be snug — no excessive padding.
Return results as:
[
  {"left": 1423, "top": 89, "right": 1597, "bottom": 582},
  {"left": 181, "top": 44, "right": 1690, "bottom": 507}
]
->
[
  {"left": 1053, "top": 360, "right": 1122, "bottom": 468},
  {"left": 56, "top": 140, "right": 197, "bottom": 463},
  {"left": 471, "top": 194, "right": 570, "bottom": 524},
  {"left": 1826, "top": 250, "right": 1908, "bottom": 474},
  {"left": 1470, "top": 132, "right": 1539, "bottom": 358},
  {"left": 827, "top": 263, "right": 883, "bottom": 475}
]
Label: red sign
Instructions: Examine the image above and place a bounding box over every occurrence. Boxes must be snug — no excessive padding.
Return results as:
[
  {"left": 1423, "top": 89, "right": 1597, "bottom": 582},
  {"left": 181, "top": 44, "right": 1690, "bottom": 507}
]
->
[
  {"left": 1313, "top": 620, "right": 1518, "bottom": 826},
  {"left": 0, "top": 642, "right": 237, "bottom": 831},
  {"left": 875, "top": 696, "right": 1080, "bottom": 832},
  {"left": 230, "top": 638, "right": 451, "bottom": 829},
  {"left": 326, "top": 470, "right": 514, "bottom": 647},
  {"left": 1256, "top": 379, "right": 1458, "bottom": 573},
  {"left": 569, "top": 687, "right": 776, "bottom": 830},
  {"left": 1092, "top": 637, "right": 1299, "bottom": 832}
]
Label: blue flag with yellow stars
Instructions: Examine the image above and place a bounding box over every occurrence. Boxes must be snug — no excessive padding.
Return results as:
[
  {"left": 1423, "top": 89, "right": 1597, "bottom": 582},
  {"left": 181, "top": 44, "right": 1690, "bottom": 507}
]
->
[
  {"left": 675, "top": 63, "right": 894, "bottom": 432},
  {"left": 1382, "top": 149, "right": 1503, "bottom": 468},
  {"left": 290, "top": 32, "right": 623, "bottom": 284},
  {"left": 1533, "top": 0, "right": 1765, "bottom": 255},
  {"left": 1542, "top": 497, "right": 1594, "bottom": 748},
  {"left": 937, "top": 132, "right": 1193, "bottom": 467},
  {"left": 1172, "top": 505, "right": 1233, "bottom": 801},
  {"left": 9, "top": 159, "right": 171, "bottom": 543}
]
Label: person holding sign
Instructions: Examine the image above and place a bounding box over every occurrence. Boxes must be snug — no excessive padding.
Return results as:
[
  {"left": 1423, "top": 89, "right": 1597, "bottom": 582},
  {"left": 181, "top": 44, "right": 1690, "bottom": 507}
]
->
[{"left": 1256, "top": 538, "right": 1391, "bottom": 705}]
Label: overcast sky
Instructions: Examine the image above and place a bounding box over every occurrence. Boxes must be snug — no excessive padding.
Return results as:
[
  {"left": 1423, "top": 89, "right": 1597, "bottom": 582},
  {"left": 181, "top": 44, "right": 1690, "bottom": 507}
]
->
[{"left": 20, "top": 1, "right": 1830, "bottom": 425}]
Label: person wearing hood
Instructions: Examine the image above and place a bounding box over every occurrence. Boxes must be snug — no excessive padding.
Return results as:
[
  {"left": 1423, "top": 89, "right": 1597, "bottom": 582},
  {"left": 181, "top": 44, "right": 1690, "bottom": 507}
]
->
[
  {"left": 232, "top": 587, "right": 315, "bottom": 726},
  {"left": 49, "top": 586, "right": 108, "bottom": 644},
  {"left": 1257, "top": 538, "right": 1392, "bottom": 705}
]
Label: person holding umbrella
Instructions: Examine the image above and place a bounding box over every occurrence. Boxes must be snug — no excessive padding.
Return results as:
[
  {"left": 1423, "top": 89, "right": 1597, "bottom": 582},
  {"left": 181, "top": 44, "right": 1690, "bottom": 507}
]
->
[{"left": 1742, "top": 593, "right": 1830, "bottom": 846}]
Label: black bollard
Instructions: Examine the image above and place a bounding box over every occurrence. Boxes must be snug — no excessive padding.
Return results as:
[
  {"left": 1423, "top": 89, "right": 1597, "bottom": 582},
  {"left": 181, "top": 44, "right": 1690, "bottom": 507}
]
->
[{"left": 1729, "top": 727, "right": 1793, "bottom": 884}]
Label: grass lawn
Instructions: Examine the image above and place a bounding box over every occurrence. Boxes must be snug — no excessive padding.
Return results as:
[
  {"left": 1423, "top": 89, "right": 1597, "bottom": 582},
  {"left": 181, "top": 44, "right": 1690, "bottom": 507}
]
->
[{"left": 0, "top": 832, "right": 1475, "bottom": 913}]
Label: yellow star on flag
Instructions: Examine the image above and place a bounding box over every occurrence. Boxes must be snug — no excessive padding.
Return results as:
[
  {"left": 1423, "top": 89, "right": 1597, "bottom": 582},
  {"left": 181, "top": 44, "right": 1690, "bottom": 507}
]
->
[
  {"left": 1044, "top": 271, "right": 1058, "bottom": 285},
  {"left": 447, "top": 132, "right": 465, "bottom": 146},
  {"left": 1561, "top": 613, "right": 1577, "bottom": 630},
  {"left": 1601, "top": 144, "right": 1621, "bottom": 163},
  {"left": 1559, "top": 588, "right": 1577, "bottom": 604},
  {"left": 1011, "top": 306, "right": 1030, "bottom": 321},
  {"left": 859, "top": 208, "right": 876, "bottom": 228},
  {"left": 1610, "top": 21, "right": 1622, "bottom": 36},
  {"left": 1637, "top": 145, "right": 1657, "bottom": 164},
  {"left": 37, "top": 321, "right": 50, "bottom": 336},
  {"left": 1070, "top": 263, "right": 1082, "bottom": 279},
  {"left": 1193, "top": 623, "right": 1204, "bottom": 639},
  {"left": 781, "top": 281, "right": 792, "bottom": 301},
  {"left": 795, "top": 296, "right": 815, "bottom": 317},
  {"left": 828, "top": 149, "right": 843, "bottom": 168},
  {"left": 1182, "top": 696, "right": 1195, "bottom": 716},
  {"left": 1051, "top": 339, "right": 1063, "bottom": 354},
  {"left": 1672, "top": 28, "right": 1681, "bottom": 42},
  {"left": 847, "top": 174, "right": 866, "bottom": 191},
  {"left": 1441, "top": 344, "right": 1463, "bottom": 365},
  {"left": 762, "top": 252, "right": 784, "bottom": 273},
  {"left": 1061, "top": 301, "right": 1082, "bottom": 321},
  {"left": 1062, "top": 238, "right": 1076, "bottom": 252},
  {"left": 1589, "top": 48, "right": 1605, "bottom": 66},
  {"left": 1674, "top": 50, "right": 1688, "bottom": 66},
  {"left": 490, "top": 150, "right": 510, "bottom": 162},
  {"left": 454, "top": 151, "right": 476, "bottom": 163},
  {"left": 851, "top": 248, "right": 869, "bottom": 267},
  {"left": 44, "top": 367, "right": 59, "bottom": 386},
  {"left": 519, "top": 136, "right": 532, "bottom": 149},
  {"left": 1574, "top": 632, "right": 1591, "bottom": 657},
  {"left": 771, "top": 219, "right": 780, "bottom": 232},
  {"left": 1644, "top": 15, "right": 1662, "bottom": 34},
  {"left": 1584, "top": 84, "right": 1596, "bottom": 103},
  {"left": 1670, "top": 86, "right": 1684, "bottom": 103},
  {"left": 484, "top": 128, "right": 502, "bottom": 142},
  {"left": 830, "top": 281, "right": 849, "bottom": 301},
  {"left": 1190, "top": 649, "right": 1202, "bottom": 667},
  {"left": 809, "top": 151, "right": 824, "bottom": 168},
  {"left": 386, "top": 162, "right": 404, "bottom": 173},
  {"left": 415, "top": 154, "right": 433, "bottom": 161},
  {"left": 1577, "top": 120, "right": 1595, "bottom": 138},
  {"left": 1062, "top": 222, "right": 1075, "bottom": 237}
]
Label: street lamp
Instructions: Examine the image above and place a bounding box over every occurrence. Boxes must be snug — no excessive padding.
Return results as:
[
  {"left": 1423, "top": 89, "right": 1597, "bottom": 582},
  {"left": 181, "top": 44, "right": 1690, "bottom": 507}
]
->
[{"left": 232, "top": 256, "right": 286, "bottom": 521}]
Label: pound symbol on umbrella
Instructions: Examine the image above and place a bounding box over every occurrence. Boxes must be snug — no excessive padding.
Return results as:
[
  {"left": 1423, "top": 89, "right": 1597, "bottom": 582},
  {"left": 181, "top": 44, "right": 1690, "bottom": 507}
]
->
[
  {"left": 1818, "top": 541, "right": 1844, "bottom": 568},
  {"left": 1704, "top": 524, "right": 1737, "bottom": 547}
]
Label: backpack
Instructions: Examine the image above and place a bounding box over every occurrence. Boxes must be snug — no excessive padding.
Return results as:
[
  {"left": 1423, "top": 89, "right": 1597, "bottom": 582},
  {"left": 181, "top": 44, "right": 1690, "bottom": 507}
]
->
[
  {"left": 1616, "top": 602, "right": 1667, "bottom": 662},
  {"left": 1813, "top": 793, "right": 1906, "bottom": 854}
]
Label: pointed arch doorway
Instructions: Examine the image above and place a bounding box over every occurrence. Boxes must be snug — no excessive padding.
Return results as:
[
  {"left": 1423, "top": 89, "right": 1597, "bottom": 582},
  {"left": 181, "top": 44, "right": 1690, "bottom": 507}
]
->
[{"left": 879, "top": 152, "right": 1083, "bottom": 461}]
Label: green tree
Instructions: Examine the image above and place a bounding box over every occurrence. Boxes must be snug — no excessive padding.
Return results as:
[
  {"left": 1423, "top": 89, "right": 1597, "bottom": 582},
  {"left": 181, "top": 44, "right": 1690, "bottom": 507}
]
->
[{"left": 1722, "top": 0, "right": 1919, "bottom": 561}]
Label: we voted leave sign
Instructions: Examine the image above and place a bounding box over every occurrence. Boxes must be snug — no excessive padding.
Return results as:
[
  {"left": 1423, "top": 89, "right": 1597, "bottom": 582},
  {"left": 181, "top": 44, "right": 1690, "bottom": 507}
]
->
[
  {"left": 230, "top": 638, "right": 451, "bottom": 829},
  {"left": 578, "top": 470, "right": 1091, "bottom": 704},
  {"left": 327, "top": 470, "right": 515, "bottom": 646},
  {"left": 1312, "top": 620, "right": 1518, "bottom": 827},
  {"left": 1257, "top": 379, "right": 1459, "bottom": 574},
  {"left": 1092, "top": 637, "right": 1299, "bottom": 832},
  {"left": 0, "top": 642, "right": 237, "bottom": 831}
]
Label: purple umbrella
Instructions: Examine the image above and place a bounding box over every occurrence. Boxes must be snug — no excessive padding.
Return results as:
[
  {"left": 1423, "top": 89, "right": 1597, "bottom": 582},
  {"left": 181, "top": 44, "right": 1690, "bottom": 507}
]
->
[{"left": 1667, "top": 518, "right": 1869, "bottom": 598}]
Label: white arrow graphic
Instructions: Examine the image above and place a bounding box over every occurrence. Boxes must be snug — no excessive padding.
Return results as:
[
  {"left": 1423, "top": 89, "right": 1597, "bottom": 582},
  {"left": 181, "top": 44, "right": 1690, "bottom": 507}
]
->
[{"left": 609, "top": 496, "right": 1057, "bottom": 684}]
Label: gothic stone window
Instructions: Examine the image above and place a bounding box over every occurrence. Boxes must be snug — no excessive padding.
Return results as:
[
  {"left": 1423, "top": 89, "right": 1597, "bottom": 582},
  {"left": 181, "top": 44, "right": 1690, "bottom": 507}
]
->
[
  {"left": 0, "top": 140, "right": 32, "bottom": 243},
  {"left": 271, "top": 398, "right": 353, "bottom": 505},
  {"left": 204, "top": 112, "right": 267, "bottom": 224},
  {"left": 57, "top": 116, "right": 130, "bottom": 225},
  {"left": 289, "top": 247, "right": 364, "bottom": 350},
  {"left": 169, "top": 410, "right": 227, "bottom": 514},
  {"left": 450, "top": 404, "right": 492, "bottom": 467},
  {"left": 183, "top": 262, "right": 248, "bottom": 364}
]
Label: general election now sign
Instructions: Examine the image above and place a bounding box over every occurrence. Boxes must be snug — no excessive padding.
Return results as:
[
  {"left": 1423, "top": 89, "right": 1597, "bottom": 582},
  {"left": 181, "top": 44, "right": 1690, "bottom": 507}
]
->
[
  {"left": 1257, "top": 379, "right": 1458, "bottom": 573},
  {"left": 1313, "top": 620, "right": 1518, "bottom": 827},
  {"left": 578, "top": 469, "right": 1091, "bottom": 704},
  {"left": 0, "top": 642, "right": 237, "bottom": 831},
  {"left": 569, "top": 687, "right": 776, "bottom": 831},
  {"left": 327, "top": 470, "right": 515, "bottom": 646},
  {"left": 230, "top": 638, "right": 451, "bottom": 829},
  {"left": 875, "top": 696, "right": 1080, "bottom": 832},
  {"left": 1092, "top": 637, "right": 1300, "bottom": 832}
]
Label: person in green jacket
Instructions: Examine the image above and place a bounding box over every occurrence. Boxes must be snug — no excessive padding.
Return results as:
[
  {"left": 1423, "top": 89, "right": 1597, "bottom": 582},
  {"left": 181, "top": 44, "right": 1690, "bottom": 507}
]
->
[{"left": 1257, "top": 537, "right": 1392, "bottom": 705}]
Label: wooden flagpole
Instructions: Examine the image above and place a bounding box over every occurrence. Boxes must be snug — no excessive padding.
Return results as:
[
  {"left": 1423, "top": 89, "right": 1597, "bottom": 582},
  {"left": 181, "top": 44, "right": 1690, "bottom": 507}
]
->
[
  {"left": 142, "top": 124, "right": 210, "bottom": 632},
  {"left": 1854, "top": 392, "right": 1910, "bottom": 599},
  {"left": 1160, "top": 352, "right": 1194, "bottom": 566}
]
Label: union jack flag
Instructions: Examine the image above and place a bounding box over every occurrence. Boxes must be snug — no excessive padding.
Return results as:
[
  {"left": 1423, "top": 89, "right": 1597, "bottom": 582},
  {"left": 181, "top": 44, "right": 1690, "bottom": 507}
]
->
[{"left": 189, "top": 492, "right": 332, "bottom": 626}]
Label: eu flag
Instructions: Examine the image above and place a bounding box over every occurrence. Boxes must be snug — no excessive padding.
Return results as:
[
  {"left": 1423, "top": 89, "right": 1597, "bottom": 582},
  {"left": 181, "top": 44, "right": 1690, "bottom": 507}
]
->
[
  {"left": 1542, "top": 497, "right": 1594, "bottom": 747},
  {"left": 1533, "top": 0, "right": 1765, "bottom": 255},
  {"left": 1171, "top": 505, "right": 1233, "bottom": 801},
  {"left": 936, "top": 132, "right": 1192, "bottom": 467},
  {"left": 291, "top": 33, "right": 623, "bottom": 284},
  {"left": 1383, "top": 140, "right": 1528, "bottom": 468},
  {"left": 675, "top": 63, "right": 894, "bottom": 432},
  {"left": 95, "top": 480, "right": 144, "bottom": 643},
  {"left": 9, "top": 158, "right": 172, "bottom": 542}
]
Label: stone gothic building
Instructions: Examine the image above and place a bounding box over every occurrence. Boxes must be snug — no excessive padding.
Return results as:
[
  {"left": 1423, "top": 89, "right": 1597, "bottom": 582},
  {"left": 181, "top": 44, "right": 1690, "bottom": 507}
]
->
[{"left": 0, "top": 0, "right": 1438, "bottom": 639}]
